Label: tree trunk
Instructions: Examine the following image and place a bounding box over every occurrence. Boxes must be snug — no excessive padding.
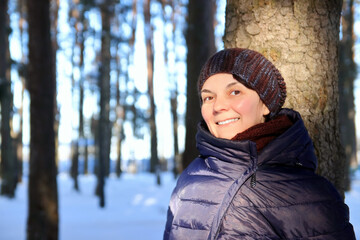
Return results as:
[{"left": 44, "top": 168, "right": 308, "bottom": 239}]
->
[
  {"left": 78, "top": 6, "right": 87, "bottom": 175},
  {"left": 339, "top": 0, "right": 357, "bottom": 191},
  {"left": 170, "top": 0, "right": 180, "bottom": 178},
  {"left": 26, "top": 0, "right": 59, "bottom": 238},
  {"left": 114, "top": 36, "right": 123, "bottom": 178},
  {"left": 70, "top": 141, "right": 79, "bottom": 191},
  {"left": 50, "top": 0, "right": 60, "bottom": 170},
  {"left": 69, "top": 5, "right": 80, "bottom": 190},
  {"left": 96, "top": 1, "right": 113, "bottom": 207},
  {"left": 0, "top": 0, "right": 17, "bottom": 198},
  {"left": 182, "top": 0, "right": 216, "bottom": 170},
  {"left": 144, "top": 0, "right": 160, "bottom": 183},
  {"left": 225, "top": 0, "right": 345, "bottom": 196},
  {"left": 16, "top": 0, "right": 27, "bottom": 183}
]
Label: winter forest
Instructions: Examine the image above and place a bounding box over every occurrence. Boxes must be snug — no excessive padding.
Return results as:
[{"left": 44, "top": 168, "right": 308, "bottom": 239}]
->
[{"left": 0, "top": 0, "right": 360, "bottom": 239}]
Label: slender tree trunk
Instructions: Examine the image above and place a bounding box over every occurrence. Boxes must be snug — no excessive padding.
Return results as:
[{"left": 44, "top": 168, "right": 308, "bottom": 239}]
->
[
  {"left": 129, "top": 0, "right": 138, "bottom": 137},
  {"left": 182, "top": 0, "right": 216, "bottom": 170},
  {"left": 16, "top": 0, "right": 27, "bottom": 183},
  {"left": 0, "top": 0, "right": 17, "bottom": 198},
  {"left": 78, "top": 8, "right": 86, "bottom": 175},
  {"left": 96, "top": 1, "right": 113, "bottom": 207},
  {"left": 26, "top": 0, "right": 59, "bottom": 238},
  {"left": 70, "top": 141, "right": 79, "bottom": 190},
  {"left": 168, "top": 1, "right": 180, "bottom": 178},
  {"left": 144, "top": 0, "right": 160, "bottom": 183},
  {"left": 339, "top": 0, "right": 357, "bottom": 191},
  {"left": 51, "top": 0, "right": 60, "bottom": 170},
  {"left": 69, "top": 5, "right": 80, "bottom": 190},
  {"left": 225, "top": 0, "right": 345, "bottom": 196},
  {"left": 114, "top": 37, "right": 123, "bottom": 178}
]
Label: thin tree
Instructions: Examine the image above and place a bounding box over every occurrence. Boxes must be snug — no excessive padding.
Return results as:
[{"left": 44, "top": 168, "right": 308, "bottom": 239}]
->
[
  {"left": 339, "top": 0, "right": 357, "bottom": 191},
  {"left": 161, "top": 0, "right": 181, "bottom": 178},
  {"left": 0, "top": 0, "right": 17, "bottom": 198},
  {"left": 182, "top": 0, "right": 216, "bottom": 170},
  {"left": 50, "top": 0, "right": 60, "bottom": 168},
  {"left": 15, "top": 0, "right": 27, "bottom": 183},
  {"left": 224, "top": 0, "right": 346, "bottom": 196},
  {"left": 78, "top": 8, "right": 88, "bottom": 175},
  {"left": 69, "top": 2, "right": 80, "bottom": 191},
  {"left": 144, "top": 0, "right": 161, "bottom": 185},
  {"left": 96, "top": 0, "right": 114, "bottom": 207},
  {"left": 26, "top": 0, "right": 59, "bottom": 238}
]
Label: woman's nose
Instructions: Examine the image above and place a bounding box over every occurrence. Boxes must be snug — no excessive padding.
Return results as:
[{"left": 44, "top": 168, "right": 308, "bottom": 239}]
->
[{"left": 213, "top": 96, "right": 229, "bottom": 113}]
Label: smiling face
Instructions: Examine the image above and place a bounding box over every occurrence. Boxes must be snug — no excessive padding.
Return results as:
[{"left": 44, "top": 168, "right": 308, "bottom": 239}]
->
[{"left": 200, "top": 73, "right": 270, "bottom": 140}]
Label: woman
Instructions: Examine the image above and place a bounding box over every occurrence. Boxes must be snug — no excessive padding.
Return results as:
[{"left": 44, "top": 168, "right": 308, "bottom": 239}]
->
[{"left": 163, "top": 48, "right": 355, "bottom": 240}]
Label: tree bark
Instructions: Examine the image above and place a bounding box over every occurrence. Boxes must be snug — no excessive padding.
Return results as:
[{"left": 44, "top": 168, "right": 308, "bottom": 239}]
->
[
  {"left": 225, "top": 0, "right": 345, "bottom": 195},
  {"left": 182, "top": 0, "right": 216, "bottom": 170},
  {"left": 26, "top": 0, "right": 59, "bottom": 238}
]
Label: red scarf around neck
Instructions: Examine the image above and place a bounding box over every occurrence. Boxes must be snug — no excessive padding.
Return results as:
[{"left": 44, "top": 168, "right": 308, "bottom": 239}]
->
[{"left": 231, "top": 115, "right": 293, "bottom": 152}]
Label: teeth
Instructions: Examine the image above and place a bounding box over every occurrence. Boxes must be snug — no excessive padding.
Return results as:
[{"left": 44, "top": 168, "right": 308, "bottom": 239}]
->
[{"left": 217, "top": 118, "right": 239, "bottom": 125}]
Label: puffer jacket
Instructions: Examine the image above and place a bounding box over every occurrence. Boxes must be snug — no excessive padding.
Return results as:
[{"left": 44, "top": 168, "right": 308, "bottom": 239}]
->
[{"left": 164, "top": 108, "right": 355, "bottom": 240}]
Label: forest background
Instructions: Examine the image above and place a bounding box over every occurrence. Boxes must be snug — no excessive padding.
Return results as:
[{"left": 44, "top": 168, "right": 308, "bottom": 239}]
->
[{"left": 0, "top": 0, "right": 359, "bottom": 239}]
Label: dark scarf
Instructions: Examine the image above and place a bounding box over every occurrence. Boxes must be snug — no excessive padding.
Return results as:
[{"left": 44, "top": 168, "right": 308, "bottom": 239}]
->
[{"left": 231, "top": 115, "right": 293, "bottom": 152}]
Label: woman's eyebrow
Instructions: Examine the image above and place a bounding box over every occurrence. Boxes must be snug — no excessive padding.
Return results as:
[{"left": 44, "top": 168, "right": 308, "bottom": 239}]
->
[
  {"left": 226, "top": 81, "right": 239, "bottom": 89},
  {"left": 200, "top": 89, "right": 213, "bottom": 94}
]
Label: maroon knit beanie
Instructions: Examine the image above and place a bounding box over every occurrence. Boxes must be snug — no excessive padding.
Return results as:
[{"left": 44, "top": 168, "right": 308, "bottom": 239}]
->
[{"left": 198, "top": 48, "right": 287, "bottom": 119}]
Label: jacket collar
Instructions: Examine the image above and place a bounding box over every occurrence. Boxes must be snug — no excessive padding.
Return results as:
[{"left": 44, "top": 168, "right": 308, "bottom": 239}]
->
[{"left": 196, "top": 108, "right": 317, "bottom": 172}]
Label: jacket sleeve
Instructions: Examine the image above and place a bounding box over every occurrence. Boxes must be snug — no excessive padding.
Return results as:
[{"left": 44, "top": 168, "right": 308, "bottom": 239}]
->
[{"left": 163, "top": 206, "right": 174, "bottom": 240}]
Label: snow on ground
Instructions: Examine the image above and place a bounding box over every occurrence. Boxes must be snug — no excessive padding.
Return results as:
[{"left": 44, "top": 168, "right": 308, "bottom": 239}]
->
[{"left": 0, "top": 170, "right": 359, "bottom": 240}]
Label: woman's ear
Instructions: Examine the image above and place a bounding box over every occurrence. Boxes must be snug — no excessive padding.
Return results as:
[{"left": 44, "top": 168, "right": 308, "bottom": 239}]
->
[{"left": 262, "top": 104, "right": 270, "bottom": 116}]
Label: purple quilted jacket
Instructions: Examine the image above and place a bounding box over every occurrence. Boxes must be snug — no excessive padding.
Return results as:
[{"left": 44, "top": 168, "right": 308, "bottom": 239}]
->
[{"left": 164, "top": 108, "right": 355, "bottom": 240}]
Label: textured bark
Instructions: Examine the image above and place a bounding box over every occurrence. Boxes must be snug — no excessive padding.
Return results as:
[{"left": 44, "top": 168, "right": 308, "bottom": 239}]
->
[
  {"left": 0, "top": 0, "right": 17, "bottom": 198},
  {"left": 26, "top": 0, "right": 59, "bottom": 238},
  {"left": 182, "top": 0, "right": 216, "bottom": 170},
  {"left": 339, "top": 0, "right": 357, "bottom": 191},
  {"left": 225, "top": 0, "right": 345, "bottom": 195}
]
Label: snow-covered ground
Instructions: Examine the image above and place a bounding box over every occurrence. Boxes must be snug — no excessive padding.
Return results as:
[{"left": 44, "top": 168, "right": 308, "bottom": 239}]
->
[{"left": 0, "top": 170, "right": 359, "bottom": 240}]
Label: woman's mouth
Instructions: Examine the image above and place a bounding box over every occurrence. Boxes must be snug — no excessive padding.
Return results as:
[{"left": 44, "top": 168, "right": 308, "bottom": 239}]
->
[{"left": 216, "top": 118, "right": 239, "bottom": 125}]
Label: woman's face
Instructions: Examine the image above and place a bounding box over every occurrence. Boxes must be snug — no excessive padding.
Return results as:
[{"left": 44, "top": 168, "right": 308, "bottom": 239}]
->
[{"left": 200, "top": 73, "right": 270, "bottom": 140}]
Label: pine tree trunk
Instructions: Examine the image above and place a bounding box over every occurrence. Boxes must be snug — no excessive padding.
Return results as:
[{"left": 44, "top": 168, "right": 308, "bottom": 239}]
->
[
  {"left": 0, "top": 0, "right": 17, "bottom": 198},
  {"left": 69, "top": 5, "right": 79, "bottom": 190},
  {"left": 26, "top": 0, "right": 59, "bottom": 238},
  {"left": 339, "top": 0, "right": 357, "bottom": 191},
  {"left": 182, "top": 0, "right": 216, "bottom": 170},
  {"left": 225, "top": 0, "right": 345, "bottom": 195},
  {"left": 50, "top": 0, "right": 60, "bottom": 170},
  {"left": 96, "top": 1, "right": 113, "bottom": 207},
  {"left": 16, "top": 0, "right": 26, "bottom": 183},
  {"left": 78, "top": 7, "right": 86, "bottom": 175},
  {"left": 144, "top": 0, "right": 160, "bottom": 181},
  {"left": 70, "top": 141, "right": 79, "bottom": 191}
]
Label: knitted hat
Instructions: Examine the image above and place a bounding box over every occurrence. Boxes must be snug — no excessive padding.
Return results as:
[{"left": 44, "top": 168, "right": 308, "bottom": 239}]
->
[{"left": 198, "top": 48, "right": 286, "bottom": 119}]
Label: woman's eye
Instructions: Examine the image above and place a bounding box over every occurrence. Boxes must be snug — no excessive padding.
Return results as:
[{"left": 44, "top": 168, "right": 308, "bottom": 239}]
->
[
  {"left": 203, "top": 96, "right": 213, "bottom": 102},
  {"left": 230, "top": 90, "right": 240, "bottom": 95}
]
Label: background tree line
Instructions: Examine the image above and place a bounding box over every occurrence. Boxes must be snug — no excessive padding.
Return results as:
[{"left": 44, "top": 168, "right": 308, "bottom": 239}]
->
[{"left": 0, "top": 0, "right": 358, "bottom": 239}]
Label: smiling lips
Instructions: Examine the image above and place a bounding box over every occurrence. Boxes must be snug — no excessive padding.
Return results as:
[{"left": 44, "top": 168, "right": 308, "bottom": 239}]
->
[{"left": 216, "top": 118, "right": 240, "bottom": 125}]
